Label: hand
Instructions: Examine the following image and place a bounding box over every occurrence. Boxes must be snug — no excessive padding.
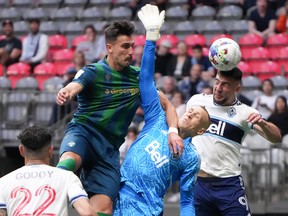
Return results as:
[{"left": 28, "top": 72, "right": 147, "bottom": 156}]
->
[
  {"left": 246, "top": 112, "right": 266, "bottom": 127},
  {"left": 168, "top": 132, "right": 184, "bottom": 157},
  {"left": 137, "top": 4, "right": 165, "bottom": 41},
  {"left": 56, "top": 88, "right": 71, "bottom": 105}
]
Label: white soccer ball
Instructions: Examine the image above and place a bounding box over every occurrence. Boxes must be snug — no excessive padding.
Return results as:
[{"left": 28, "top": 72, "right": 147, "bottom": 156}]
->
[{"left": 209, "top": 38, "right": 242, "bottom": 71}]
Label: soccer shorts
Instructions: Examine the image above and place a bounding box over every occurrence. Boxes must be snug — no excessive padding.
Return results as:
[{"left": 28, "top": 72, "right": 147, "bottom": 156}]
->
[
  {"left": 113, "top": 184, "right": 161, "bottom": 216},
  {"left": 60, "top": 122, "right": 120, "bottom": 201},
  {"left": 194, "top": 176, "right": 251, "bottom": 216}
]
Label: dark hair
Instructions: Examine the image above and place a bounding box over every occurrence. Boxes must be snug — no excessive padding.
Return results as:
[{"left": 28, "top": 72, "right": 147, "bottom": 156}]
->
[
  {"left": 104, "top": 20, "right": 135, "bottom": 43},
  {"left": 28, "top": 18, "right": 40, "bottom": 24},
  {"left": 192, "top": 44, "right": 203, "bottom": 50},
  {"left": 262, "top": 78, "right": 274, "bottom": 89},
  {"left": 218, "top": 67, "right": 242, "bottom": 82},
  {"left": 84, "top": 24, "right": 96, "bottom": 34},
  {"left": 274, "top": 95, "right": 288, "bottom": 114},
  {"left": 17, "top": 126, "right": 52, "bottom": 151}
]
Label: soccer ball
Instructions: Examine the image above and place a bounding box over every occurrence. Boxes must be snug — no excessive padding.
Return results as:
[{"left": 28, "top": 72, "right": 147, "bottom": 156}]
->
[{"left": 209, "top": 38, "right": 242, "bottom": 71}]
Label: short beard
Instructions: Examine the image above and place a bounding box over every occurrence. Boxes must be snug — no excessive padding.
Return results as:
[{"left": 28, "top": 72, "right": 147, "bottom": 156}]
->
[{"left": 213, "top": 96, "right": 227, "bottom": 105}]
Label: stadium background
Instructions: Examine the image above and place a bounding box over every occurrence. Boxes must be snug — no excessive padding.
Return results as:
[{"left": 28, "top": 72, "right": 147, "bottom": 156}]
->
[{"left": 0, "top": 0, "right": 288, "bottom": 215}]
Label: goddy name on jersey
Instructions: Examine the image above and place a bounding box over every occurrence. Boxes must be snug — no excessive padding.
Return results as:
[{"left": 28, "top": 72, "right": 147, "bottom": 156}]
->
[{"left": 187, "top": 94, "right": 259, "bottom": 178}]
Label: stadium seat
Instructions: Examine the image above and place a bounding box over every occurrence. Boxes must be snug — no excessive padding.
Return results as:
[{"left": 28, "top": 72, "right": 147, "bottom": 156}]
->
[
  {"left": 0, "top": 76, "right": 11, "bottom": 90},
  {"left": 43, "top": 76, "right": 64, "bottom": 92},
  {"left": 6, "top": 63, "right": 31, "bottom": 89},
  {"left": 165, "top": 6, "right": 188, "bottom": 21},
  {"left": 217, "top": 5, "right": 243, "bottom": 20},
  {"left": 241, "top": 89, "right": 262, "bottom": 102},
  {"left": 63, "top": 21, "right": 83, "bottom": 36},
  {"left": 168, "top": 0, "right": 187, "bottom": 7},
  {"left": 1, "top": 128, "right": 23, "bottom": 148},
  {"left": 50, "top": 6, "right": 76, "bottom": 21},
  {"left": 173, "top": 21, "right": 197, "bottom": 40},
  {"left": 71, "top": 35, "right": 88, "bottom": 51},
  {"left": 241, "top": 75, "right": 261, "bottom": 90},
  {"left": 22, "top": 7, "right": 49, "bottom": 21},
  {"left": 11, "top": 0, "right": 33, "bottom": 8},
  {"left": 273, "top": 47, "right": 288, "bottom": 77},
  {"left": 238, "top": 33, "right": 264, "bottom": 49},
  {"left": 134, "top": 35, "right": 146, "bottom": 47},
  {"left": 34, "top": 63, "right": 57, "bottom": 90},
  {"left": 183, "top": 34, "right": 206, "bottom": 48},
  {"left": 209, "top": 34, "right": 234, "bottom": 46},
  {"left": 40, "top": 21, "right": 60, "bottom": 35},
  {"left": 63, "top": 0, "right": 88, "bottom": 8},
  {"left": 47, "top": 34, "right": 68, "bottom": 61},
  {"left": 228, "top": 20, "right": 249, "bottom": 42},
  {"left": 106, "top": 6, "right": 132, "bottom": 21},
  {"left": 237, "top": 61, "right": 253, "bottom": 77},
  {"left": 15, "top": 77, "right": 39, "bottom": 90},
  {"left": 0, "top": 7, "right": 21, "bottom": 21},
  {"left": 157, "top": 34, "right": 179, "bottom": 48},
  {"left": 53, "top": 49, "right": 74, "bottom": 75},
  {"left": 38, "top": 0, "right": 62, "bottom": 8},
  {"left": 13, "top": 21, "right": 29, "bottom": 37},
  {"left": 0, "top": 64, "right": 3, "bottom": 76},
  {"left": 201, "top": 21, "right": 225, "bottom": 43},
  {"left": 191, "top": 5, "right": 216, "bottom": 20},
  {"left": 113, "top": 0, "right": 131, "bottom": 7},
  {"left": 253, "top": 61, "right": 281, "bottom": 81},
  {"left": 266, "top": 34, "right": 288, "bottom": 60},
  {"left": 89, "top": 0, "right": 113, "bottom": 8},
  {"left": 78, "top": 6, "right": 105, "bottom": 21},
  {"left": 248, "top": 47, "right": 270, "bottom": 61},
  {"left": 270, "top": 75, "right": 288, "bottom": 90},
  {"left": 131, "top": 21, "right": 146, "bottom": 35}
]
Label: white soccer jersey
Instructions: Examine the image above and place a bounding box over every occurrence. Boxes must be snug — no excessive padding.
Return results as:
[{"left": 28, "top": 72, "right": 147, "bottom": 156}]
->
[
  {"left": 187, "top": 94, "right": 259, "bottom": 177},
  {"left": 0, "top": 165, "right": 88, "bottom": 216}
]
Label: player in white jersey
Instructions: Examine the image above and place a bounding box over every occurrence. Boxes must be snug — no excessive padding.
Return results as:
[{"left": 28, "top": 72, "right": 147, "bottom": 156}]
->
[
  {"left": 187, "top": 68, "right": 282, "bottom": 216},
  {"left": 0, "top": 126, "right": 97, "bottom": 216}
]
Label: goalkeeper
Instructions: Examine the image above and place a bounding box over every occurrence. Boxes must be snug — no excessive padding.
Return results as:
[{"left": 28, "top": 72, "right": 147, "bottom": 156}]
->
[{"left": 113, "top": 4, "right": 211, "bottom": 216}]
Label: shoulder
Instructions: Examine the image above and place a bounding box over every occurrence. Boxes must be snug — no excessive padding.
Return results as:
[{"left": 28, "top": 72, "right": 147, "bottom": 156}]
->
[{"left": 40, "top": 33, "right": 48, "bottom": 40}]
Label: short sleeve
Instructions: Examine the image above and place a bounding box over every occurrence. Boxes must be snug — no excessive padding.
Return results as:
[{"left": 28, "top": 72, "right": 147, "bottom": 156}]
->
[
  {"left": 67, "top": 173, "right": 88, "bottom": 205},
  {"left": 0, "top": 40, "right": 4, "bottom": 48},
  {"left": 72, "top": 66, "right": 97, "bottom": 90},
  {"left": 14, "top": 38, "right": 22, "bottom": 50}
]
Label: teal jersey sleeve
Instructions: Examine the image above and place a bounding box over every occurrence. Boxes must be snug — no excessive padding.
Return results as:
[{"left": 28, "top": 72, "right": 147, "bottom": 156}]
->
[{"left": 72, "top": 65, "right": 96, "bottom": 89}]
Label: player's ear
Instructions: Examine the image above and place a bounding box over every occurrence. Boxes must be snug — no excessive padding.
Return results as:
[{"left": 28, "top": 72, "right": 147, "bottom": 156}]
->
[
  {"left": 19, "top": 144, "right": 25, "bottom": 158},
  {"left": 197, "top": 128, "right": 206, "bottom": 135},
  {"left": 48, "top": 145, "right": 54, "bottom": 159}
]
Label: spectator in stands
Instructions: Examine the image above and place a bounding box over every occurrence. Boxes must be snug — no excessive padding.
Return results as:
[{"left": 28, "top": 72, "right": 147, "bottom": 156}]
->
[
  {"left": 191, "top": 44, "right": 214, "bottom": 75},
  {"left": 157, "top": 75, "right": 177, "bottom": 101},
  {"left": 276, "top": 0, "right": 288, "bottom": 33},
  {"left": 72, "top": 50, "right": 86, "bottom": 71},
  {"left": 76, "top": 24, "right": 104, "bottom": 64},
  {"left": 252, "top": 78, "right": 277, "bottom": 119},
  {"left": 268, "top": 95, "right": 288, "bottom": 137},
  {"left": 0, "top": 20, "right": 22, "bottom": 69},
  {"left": 119, "top": 126, "right": 139, "bottom": 164},
  {"left": 167, "top": 41, "right": 192, "bottom": 81},
  {"left": 178, "top": 63, "right": 210, "bottom": 102},
  {"left": 132, "top": 45, "right": 143, "bottom": 67},
  {"left": 171, "top": 90, "right": 186, "bottom": 118},
  {"left": 20, "top": 18, "right": 48, "bottom": 70},
  {"left": 248, "top": 0, "right": 277, "bottom": 39},
  {"left": 155, "top": 40, "right": 174, "bottom": 80}
]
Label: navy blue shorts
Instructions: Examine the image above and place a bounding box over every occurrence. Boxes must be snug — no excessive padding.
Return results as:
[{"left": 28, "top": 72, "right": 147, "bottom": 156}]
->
[
  {"left": 59, "top": 122, "right": 120, "bottom": 201},
  {"left": 194, "top": 176, "right": 251, "bottom": 216}
]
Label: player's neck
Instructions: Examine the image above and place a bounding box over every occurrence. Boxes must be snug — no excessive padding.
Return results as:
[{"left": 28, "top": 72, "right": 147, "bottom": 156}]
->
[
  {"left": 25, "top": 159, "right": 49, "bottom": 166},
  {"left": 106, "top": 56, "right": 124, "bottom": 71}
]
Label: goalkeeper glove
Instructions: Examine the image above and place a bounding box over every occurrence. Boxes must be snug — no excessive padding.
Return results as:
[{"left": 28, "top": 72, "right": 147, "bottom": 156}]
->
[{"left": 137, "top": 4, "right": 165, "bottom": 41}]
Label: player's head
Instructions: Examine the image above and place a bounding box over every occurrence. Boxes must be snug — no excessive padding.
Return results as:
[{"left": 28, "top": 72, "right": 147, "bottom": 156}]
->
[
  {"left": 178, "top": 106, "right": 210, "bottom": 139},
  {"left": 104, "top": 20, "right": 135, "bottom": 70},
  {"left": 213, "top": 67, "right": 242, "bottom": 106},
  {"left": 17, "top": 126, "right": 53, "bottom": 162}
]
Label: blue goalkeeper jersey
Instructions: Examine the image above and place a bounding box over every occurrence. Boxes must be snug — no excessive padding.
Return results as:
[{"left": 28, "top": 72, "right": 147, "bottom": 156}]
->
[{"left": 119, "top": 41, "right": 200, "bottom": 215}]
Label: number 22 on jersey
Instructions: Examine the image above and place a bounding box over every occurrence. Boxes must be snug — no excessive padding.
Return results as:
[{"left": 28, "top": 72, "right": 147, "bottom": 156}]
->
[{"left": 10, "top": 184, "right": 56, "bottom": 216}]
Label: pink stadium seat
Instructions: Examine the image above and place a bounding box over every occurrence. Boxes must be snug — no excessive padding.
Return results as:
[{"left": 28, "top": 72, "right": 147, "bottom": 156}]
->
[
  {"left": 237, "top": 61, "right": 253, "bottom": 77},
  {"left": 53, "top": 49, "right": 74, "bottom": 76},
  {"left": 134, "top": 35, "right": 146, "bottom": 47},
  {"left": 183, "top": 34, "right": 207, "bottom": 48},
  {"left": 274, "top": 47, "right": 288, "bottom": 77},
  {"left": 0, "top": 64, "right": 3, "bottom": 76},
  {"left": 157, "top": 34, "right": 179, "bottom": 48},
  {"left": 47, "top": 34, "right": 68, "bottom": 61},
  {"left": 33, "top": 63, "right": 57, "bottom": 90},
  {"left": 71, "top": 35, "right": 88, "bottom": 51},
  {"left": 6, "top": 63, "right": 31, "bottom": 89},
  {"left": 266, "top": 34, "right": 288, "bottom": 60},
  {"left": 253, "top": 61, "right": 281, "bottom": 81},
  {"left": 238, "top": 33, "right": 264, "bottom": 47},
  {"left": 209, "top": 34, "right": 234, "bottom": 46}
]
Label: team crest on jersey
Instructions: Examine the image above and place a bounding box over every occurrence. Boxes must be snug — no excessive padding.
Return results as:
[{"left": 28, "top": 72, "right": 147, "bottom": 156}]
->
[
  {"left": 227, "top": 107, "right": 236, "bottom": 118},
  {"left": 105, "top": 73, "right": 111, "bottom": 81},
  {"left": 68, "top": 141, "right": 76, "bottom": 147}
]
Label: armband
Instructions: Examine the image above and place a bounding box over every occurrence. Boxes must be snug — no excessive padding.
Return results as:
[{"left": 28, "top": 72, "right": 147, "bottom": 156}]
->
[{"left": 168, "top": 127, "right": 178, "bottom": 134}]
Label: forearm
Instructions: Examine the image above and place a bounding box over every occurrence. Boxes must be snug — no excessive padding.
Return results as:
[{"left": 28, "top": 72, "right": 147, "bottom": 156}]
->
[
  {"left": 254, "top": 121, "right": 282, "bottom": 143},
  {"left": 0, "top": 209, "right": 7, "bottom": 216}
]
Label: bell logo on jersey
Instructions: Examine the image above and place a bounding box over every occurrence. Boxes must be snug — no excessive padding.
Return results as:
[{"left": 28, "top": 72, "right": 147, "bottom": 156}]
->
[
  {"left": 145, "top": 140, "right": 169, "bottom": 168},
  {"left": 207, "top": 120, "right": 226, "bottom": 136}
]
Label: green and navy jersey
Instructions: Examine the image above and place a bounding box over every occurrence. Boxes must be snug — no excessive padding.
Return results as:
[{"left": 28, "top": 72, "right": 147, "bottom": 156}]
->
[{"left": 71, "top": 58, "right": 140, "bottom": 147}]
